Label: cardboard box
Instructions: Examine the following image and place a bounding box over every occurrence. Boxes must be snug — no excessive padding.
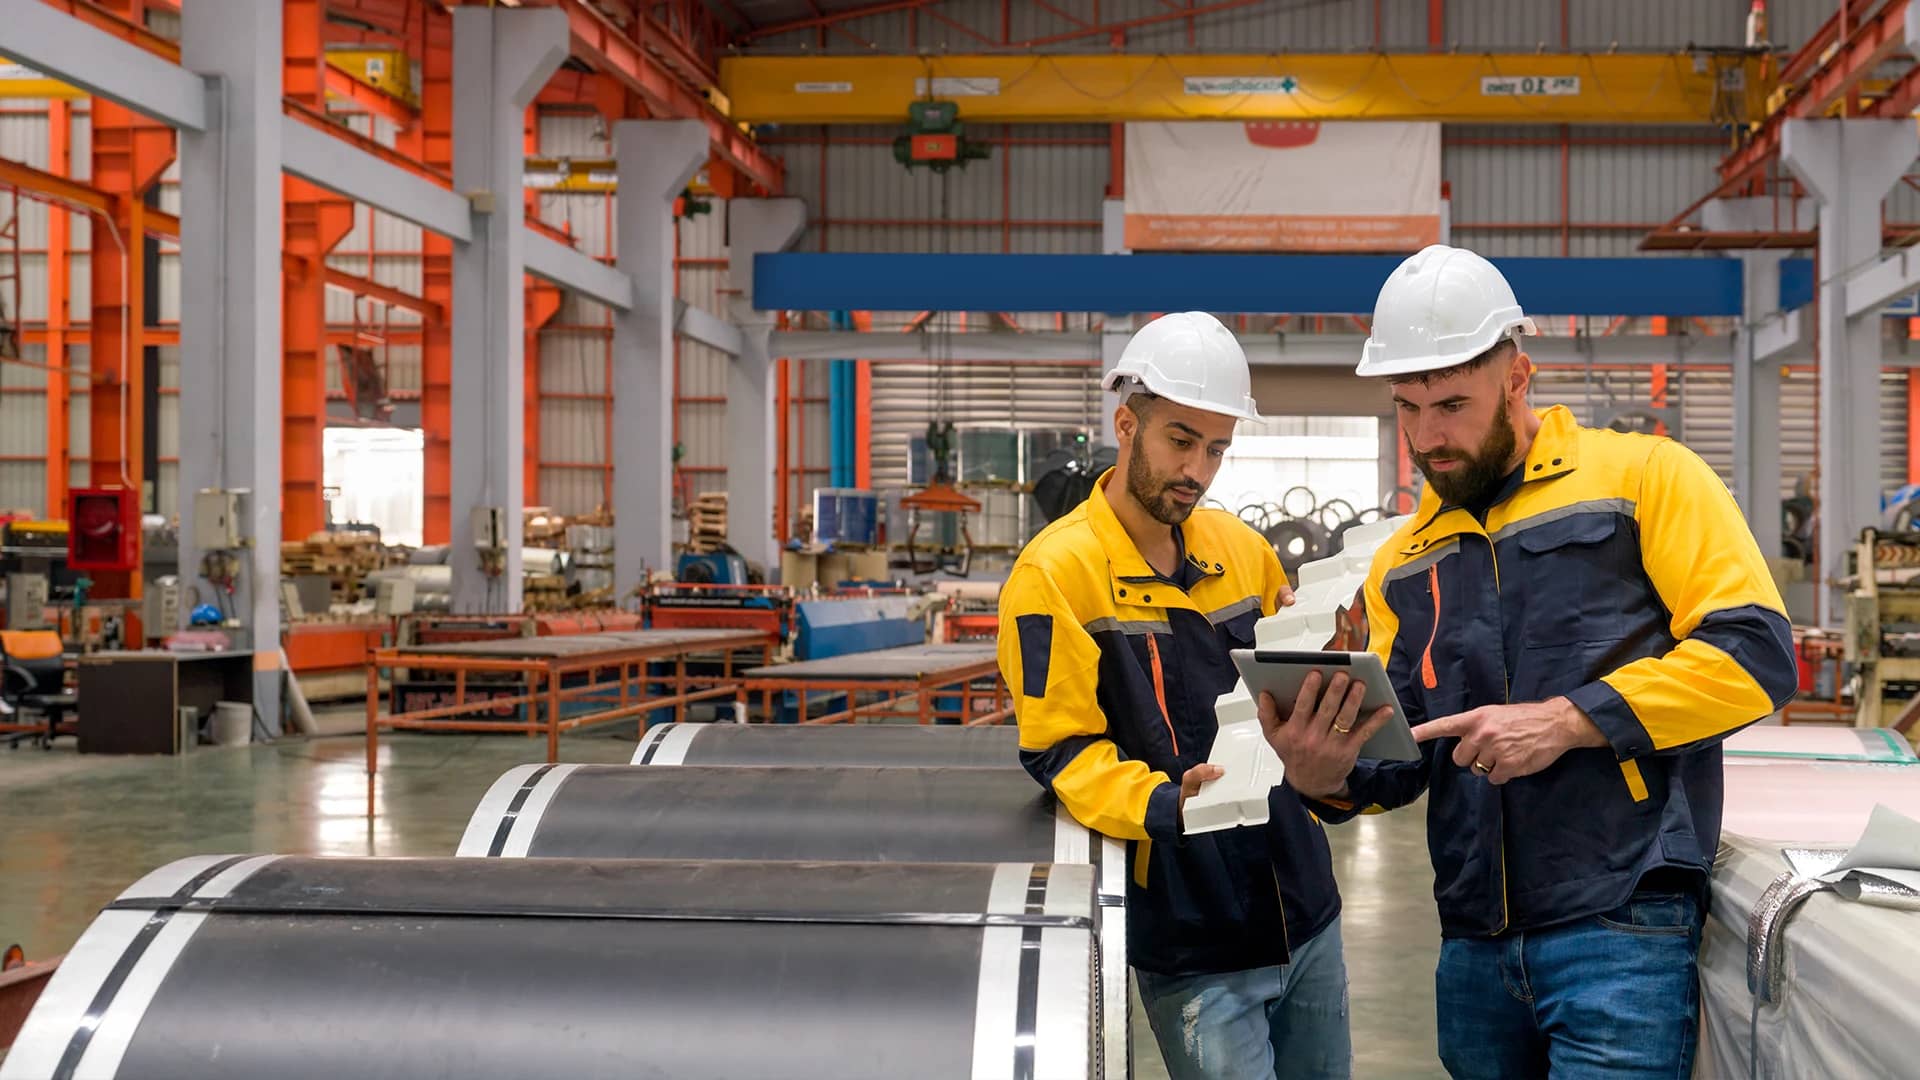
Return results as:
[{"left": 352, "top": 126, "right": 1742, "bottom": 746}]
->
[
  {"left": 780, "top": 550, "right": 820, "bottom": 590},
  {"left": 821, "top": 550, "right": 890, "bottom": 587}
]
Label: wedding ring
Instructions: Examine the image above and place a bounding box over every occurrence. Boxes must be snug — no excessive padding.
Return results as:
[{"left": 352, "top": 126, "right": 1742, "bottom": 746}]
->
[{"left": 1472, "top": 760, "right": 1493, "bottom": 775}]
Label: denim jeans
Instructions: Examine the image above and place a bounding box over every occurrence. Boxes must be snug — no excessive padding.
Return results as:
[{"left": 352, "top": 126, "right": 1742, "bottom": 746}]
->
[
  {"left": 1435, "top": 892, "right": 1704, "bottom": 1079},
  {"left": 1134, "top": 917, "right": 1351, "bottom": 1080}
]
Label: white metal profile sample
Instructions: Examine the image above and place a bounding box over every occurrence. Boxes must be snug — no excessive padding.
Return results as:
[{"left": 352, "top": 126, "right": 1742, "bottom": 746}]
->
[{"left": 1183, "top": 514, "right": 1409, "bottom": 835}]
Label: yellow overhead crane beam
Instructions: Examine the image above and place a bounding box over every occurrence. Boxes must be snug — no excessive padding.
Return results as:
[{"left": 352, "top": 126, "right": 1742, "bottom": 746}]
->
[{"left": 718, "top": 52, "right": 1767, "bottom": 125}]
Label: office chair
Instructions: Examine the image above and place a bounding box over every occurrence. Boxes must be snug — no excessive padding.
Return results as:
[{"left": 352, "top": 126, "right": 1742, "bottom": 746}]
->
[{"left": 1, "top": 629, "right": 76, "bottom": 750}]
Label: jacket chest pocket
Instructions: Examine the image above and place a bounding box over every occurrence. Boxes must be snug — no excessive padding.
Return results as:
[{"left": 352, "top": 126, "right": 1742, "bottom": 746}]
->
[
  {"left": 1214, "top": 606, "right": 1260, "bottom": 651},
  {"left": 1512, "top": 514, "right": 1635, "bottom": 647}
]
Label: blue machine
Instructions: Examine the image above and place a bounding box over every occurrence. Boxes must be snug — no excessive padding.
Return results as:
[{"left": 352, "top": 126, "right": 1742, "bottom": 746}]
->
[
  {"left": 675, "top": 551, "right": 749, "bottom": 586},
  {"left": 793, "top": 595, "right": 924, "bottom": 661}
]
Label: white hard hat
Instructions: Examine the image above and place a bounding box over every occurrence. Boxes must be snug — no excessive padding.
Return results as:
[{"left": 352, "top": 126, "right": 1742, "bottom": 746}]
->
[
  {"left": 1102, "top": 311, "right": 1262, "bottom": 421},
  {"left": 1356, "top": 244, "right": 1537, "bottom": 378}
]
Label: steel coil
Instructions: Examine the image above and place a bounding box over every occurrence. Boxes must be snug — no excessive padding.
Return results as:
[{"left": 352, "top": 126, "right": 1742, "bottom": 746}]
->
[
  {"left": 460, "top": 763, "right": 1129, "bottom": 1076},
  {"left": 0, "top": 856, "right": 1102, "bottom": 1080}
]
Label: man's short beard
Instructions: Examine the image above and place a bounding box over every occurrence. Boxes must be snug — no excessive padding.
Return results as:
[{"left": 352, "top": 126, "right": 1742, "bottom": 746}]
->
[
  {"left": 1409, "top": 395, "right": 1518, "bottom": 507},
  {"left": 1126, "top": 432, "right": 1205, "bottom": 525}
]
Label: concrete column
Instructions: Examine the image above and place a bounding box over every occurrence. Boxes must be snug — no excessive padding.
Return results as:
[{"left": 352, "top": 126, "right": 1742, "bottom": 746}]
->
[
  {"left": 179, "top": 0, "right": 283, "bottom": 729},
  {"left": 1100, "top": 198, "right": 1128, "bottom": 448},
  {"left": 612, "top": 120, "right": 707, "bottom": 595},
  {"left": 1782, "top": 119, "right": 1918, "bottom": 625},
  {"left": 726, "top": 198, "right": 807, "bottom": 576},
  {"left": 448, "top": 6, "right": 566, "bottom": 613},
  {"left": 1704, "top": 197, "right": 1810, "bottom": 565}
]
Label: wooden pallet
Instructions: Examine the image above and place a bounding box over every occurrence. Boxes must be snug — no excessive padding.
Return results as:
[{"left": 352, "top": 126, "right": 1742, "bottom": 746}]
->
[
  {"left": 279, "top": 532, "right": 403, "bottom": 605},
  {"left": 686, "top": 492, "right": 729, "bottom": 554}
]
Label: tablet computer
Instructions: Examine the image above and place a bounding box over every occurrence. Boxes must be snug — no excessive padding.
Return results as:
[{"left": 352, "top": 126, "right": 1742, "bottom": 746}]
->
[{"left": 1229, "top": 649, "right": 1421, "bottom": 763}]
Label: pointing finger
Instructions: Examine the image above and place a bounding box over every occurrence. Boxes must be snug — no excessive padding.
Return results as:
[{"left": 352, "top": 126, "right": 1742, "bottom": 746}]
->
[{"left": 1410, "top": 713, "right": 1473, "bottom": 745}]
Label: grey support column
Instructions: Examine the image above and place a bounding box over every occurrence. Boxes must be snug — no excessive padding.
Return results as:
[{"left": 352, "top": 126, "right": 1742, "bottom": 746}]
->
[
  {"left": 612, "top": 120, "right": 708, "bottom": 595},
  {"left": 179, "top": 0, "right": 283, "bottom": 729},
  {"left": 449, "top": 7, "right": 567, "bottom": 613},
  {"left": 726, "top": 199, "right": 806, "bottom": 577},
  {"left": 1100, "top": 198, "right": 1128, "bottom": 448},
  {"left": 1781, "top": 119, "right": 1918, "bottom": 626},
  {"left": 1705, "top": 197, "right": 1809, "bottom": 566}
]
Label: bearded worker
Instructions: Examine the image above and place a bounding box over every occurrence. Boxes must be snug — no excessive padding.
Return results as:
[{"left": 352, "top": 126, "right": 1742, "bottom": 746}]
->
[
  {"left": 998, "top": 311, "right": 1369, "bottom": 1080},
  {"left": 1262, "top": 244, "right": 1797, "bottom": 1079}
]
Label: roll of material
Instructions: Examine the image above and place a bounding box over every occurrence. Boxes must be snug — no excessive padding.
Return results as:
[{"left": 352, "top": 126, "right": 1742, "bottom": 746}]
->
[
  {"left": 460, "top": 763, "right": 1130, "bottom": 1078},
  {"left": 1, "top": 856, "right": 1100, "bottom": 1080},
  {"left": 458, "top": 765, "right": 1112, "bottom": 869},
  {"left": 521, "top": 548, "right": 566, "bottom": 575},
  {"left": 632, "top": 721, "right": 1022, "bottom": 769}
]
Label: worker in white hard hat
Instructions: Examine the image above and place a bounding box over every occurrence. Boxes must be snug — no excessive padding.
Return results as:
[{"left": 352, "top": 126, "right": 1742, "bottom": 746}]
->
[
  {"left": 1259, "top": 244, "right": 1797, "bottom": 1078},
  {"left": 998, "top": 311, "right": 1368, "bottom": 1080}
]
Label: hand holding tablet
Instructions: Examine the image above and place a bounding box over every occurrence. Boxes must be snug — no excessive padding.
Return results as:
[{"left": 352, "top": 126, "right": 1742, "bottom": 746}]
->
[{"left": 1231, "top": 649, "right": 1417, "bottom": 800}]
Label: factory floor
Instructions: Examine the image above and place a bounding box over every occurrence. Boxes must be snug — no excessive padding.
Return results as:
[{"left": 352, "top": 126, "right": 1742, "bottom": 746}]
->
[{"left": 0, "top": 721, "right": 1442, "bottom": 1078}]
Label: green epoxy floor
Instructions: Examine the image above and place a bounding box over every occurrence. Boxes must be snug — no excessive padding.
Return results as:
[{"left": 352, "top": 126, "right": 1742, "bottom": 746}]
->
[{"left": 0, "top": 726, "right": 1442, "bottom": 1078}]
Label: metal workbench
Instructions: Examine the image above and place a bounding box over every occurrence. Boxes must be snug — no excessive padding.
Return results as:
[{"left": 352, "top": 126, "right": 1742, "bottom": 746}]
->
[
  {"left": 736, "top": 643, "right": 1007, "bottom": 725},
  {"left": 365, "top": 627, "right": 777, "bottom": 813}
]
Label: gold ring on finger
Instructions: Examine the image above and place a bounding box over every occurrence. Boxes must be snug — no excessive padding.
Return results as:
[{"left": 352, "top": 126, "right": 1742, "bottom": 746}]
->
[{"left": 1472, "top": 760, "right": 1492, "bottom": 775}]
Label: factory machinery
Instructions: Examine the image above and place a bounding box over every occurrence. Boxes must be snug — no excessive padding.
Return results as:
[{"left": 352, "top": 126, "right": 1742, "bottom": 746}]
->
[
  {"left": 1844, "top": 528, "right": 1920, "bottom": 742},
  {"left": 3, "top": 724, "right": 1125, "bottom": 1080}
]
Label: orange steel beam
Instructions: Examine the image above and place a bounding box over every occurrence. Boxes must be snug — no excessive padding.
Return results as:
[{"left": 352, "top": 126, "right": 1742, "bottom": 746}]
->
[
  {"left": 1910, "top": 370, "right": 1920, "bottom": 485},
  {"left": 527, "top": 282, "right": 562, "bottom": 506},
  {"left": 551, "top": 0, "right": 783, "bottom": 194},
  {"left": 283, "top": 0, "right": 353, "bottom": 544},
  {"left": 284, "top": 184, "right": 355, "bottom": 542},
  {"left": 414, "top": 20, "right": 453, "bottom": 545},
  {"left": 538, "top": 68, "right": 631, "bottom": 121},
  {"left": 324, "top": 0, "right": 415, "bottom": 43},
  {"left": 1718, "top": 0, "right": 1918, "bottom": 188},
  {"left": 46, "top": 100, "right": 72, "bottom": 517},
  {"left": 0, "top": 158, "right": 108, "bottom": 216},
  {"left": 88, "top": 0, "right": 172, "bottom": 608},
  {"left": 322, "top": 265, "right": 442, "bottom": 321},
  {"left": 524, "top": 106, "right": 548, "bottom": 507},
  {"left": 0, "top": 158, "right": 180, "bottom": 238}
]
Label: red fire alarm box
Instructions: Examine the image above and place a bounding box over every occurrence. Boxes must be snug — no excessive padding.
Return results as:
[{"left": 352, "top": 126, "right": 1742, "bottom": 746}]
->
[{"left": 68, "top": 487, "right": 139, "bottom": 571}]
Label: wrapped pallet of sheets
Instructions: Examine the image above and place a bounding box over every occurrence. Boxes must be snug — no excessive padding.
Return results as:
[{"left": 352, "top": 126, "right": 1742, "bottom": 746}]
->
[
  {"left": 1697, "top": 754, "right": 1920, "bottom": 1079},
  {"left": 0, "top": 856, "right": 1102, "bottom": 1080}
]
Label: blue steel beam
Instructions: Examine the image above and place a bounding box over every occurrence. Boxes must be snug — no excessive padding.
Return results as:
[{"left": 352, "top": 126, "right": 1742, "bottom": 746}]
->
[{"left": 754, "top": 253, "right": 1760, "bottom": 318}]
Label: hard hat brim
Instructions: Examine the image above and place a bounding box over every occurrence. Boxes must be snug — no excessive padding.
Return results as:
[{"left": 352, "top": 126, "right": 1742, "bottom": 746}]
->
[
  {"left": 1354, "top": 316, "right": 1538, "bottom": 378},
  {"left": 1104, "top": 369, "right": 1263, "bottom": 422}
]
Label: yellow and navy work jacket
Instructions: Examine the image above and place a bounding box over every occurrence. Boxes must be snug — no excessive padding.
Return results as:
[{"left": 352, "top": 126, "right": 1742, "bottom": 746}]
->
[
  {"left": 1317, "top": 405, "right": 1796, "bottom": 939},
  {"left": 998, "top": 471, "right": 1340, "bottom": 976}
]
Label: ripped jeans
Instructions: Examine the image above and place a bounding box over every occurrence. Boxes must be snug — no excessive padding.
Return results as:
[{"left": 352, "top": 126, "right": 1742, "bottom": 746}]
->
[{"left": 1134, "top": 917, "right": 1351, "bottom": 1080}]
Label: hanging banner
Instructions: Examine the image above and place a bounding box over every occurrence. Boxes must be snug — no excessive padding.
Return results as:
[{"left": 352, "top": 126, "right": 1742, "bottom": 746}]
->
[{"left": 1123, "top": 121, "right": 1441, "bottom": 252}]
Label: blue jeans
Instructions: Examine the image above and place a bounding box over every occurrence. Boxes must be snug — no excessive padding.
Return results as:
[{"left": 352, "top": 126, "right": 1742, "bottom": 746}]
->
[
  {"left": 1135, "top": 917, "right": 1351, "bottom": 1080},
  {"left": 1435, "top": 892, "right": 1704, "bottom": 1079}
]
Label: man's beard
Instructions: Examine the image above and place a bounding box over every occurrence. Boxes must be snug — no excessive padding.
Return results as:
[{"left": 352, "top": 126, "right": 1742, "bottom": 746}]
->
[
  {"left": 1409, "top": 396, "right": 1518, "bottom": 507},
  {"left": 1126, "top": 435, "right": 1206, "bottom": 525}
]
